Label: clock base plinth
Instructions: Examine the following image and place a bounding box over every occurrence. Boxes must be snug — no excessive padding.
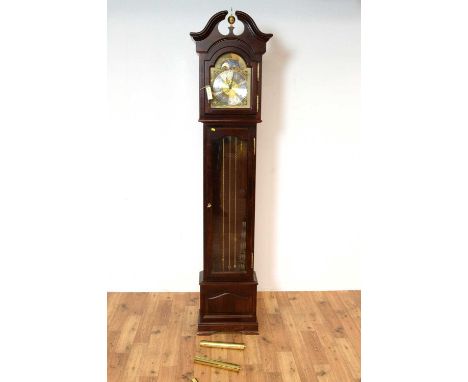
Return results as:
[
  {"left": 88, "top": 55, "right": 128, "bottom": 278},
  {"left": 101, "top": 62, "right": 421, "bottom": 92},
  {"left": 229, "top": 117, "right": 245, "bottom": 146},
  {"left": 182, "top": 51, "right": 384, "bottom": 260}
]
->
[
  {"left": 197, "top": 321, "right": 259, "bottom": 335},
  {"left": 198, "top": 271, "right": 259, "bottom": 335}
]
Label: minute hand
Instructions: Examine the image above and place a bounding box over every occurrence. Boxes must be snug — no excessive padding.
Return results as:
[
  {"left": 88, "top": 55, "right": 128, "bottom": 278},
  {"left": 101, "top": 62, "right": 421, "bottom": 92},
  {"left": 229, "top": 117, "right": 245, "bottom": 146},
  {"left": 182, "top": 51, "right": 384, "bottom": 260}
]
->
[{"left": 228, "top": 71, "right": 234, "bottom": 88}]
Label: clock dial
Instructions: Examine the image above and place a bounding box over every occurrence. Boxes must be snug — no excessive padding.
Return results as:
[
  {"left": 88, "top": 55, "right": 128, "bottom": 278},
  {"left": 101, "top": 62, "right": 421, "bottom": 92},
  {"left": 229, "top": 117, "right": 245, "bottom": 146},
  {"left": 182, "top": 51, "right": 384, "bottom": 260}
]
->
[
  {"left": 212, "top": 70, "right": 248, "bottom": 106},
  {"left": 210, "top": 53, "right": 251, "bottom": 109}
]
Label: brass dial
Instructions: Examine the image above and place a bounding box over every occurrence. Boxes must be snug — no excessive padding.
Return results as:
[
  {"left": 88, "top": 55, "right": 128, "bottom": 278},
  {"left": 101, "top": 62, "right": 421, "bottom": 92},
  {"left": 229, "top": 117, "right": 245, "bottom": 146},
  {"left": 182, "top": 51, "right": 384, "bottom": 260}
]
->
[
  {"left": 212, "top": 70, "right": 248, "bottom": 106},
  {"left": 210, "top": 53, "right": 251, "bottom": 108}
]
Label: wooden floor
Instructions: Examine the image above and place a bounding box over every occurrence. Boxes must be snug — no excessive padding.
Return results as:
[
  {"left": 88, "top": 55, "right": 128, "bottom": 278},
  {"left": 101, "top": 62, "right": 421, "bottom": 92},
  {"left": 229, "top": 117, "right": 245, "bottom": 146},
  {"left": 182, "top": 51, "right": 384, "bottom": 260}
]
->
[{"left": 108, "top": 291, "right": 360, "bottom": 382}]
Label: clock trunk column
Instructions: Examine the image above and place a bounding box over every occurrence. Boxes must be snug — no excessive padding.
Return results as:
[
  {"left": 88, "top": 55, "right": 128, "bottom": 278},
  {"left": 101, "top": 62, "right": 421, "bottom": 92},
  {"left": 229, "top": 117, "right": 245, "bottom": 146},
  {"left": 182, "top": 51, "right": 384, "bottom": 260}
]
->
[{"left": 190, "top": 11, "right": 272, "bottom": 334}]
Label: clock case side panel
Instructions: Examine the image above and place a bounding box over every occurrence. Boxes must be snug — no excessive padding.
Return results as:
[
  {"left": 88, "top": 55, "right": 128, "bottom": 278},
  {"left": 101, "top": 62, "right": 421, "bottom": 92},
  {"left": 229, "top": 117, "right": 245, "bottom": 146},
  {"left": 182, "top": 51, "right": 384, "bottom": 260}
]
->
[{"left": 203, "top": 125, "right": 257, "bottom": 282}]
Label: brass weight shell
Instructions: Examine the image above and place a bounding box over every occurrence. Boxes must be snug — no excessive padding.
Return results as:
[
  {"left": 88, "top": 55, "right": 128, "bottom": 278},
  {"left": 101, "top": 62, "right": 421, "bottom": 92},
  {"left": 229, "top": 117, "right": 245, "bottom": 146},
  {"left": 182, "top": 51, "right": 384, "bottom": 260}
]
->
[
  {"left": 194, "top": 355, "right": 240, "bottom": 372},
  {"left": 199, "top": 340, "right": 246, "bottom": 350}
]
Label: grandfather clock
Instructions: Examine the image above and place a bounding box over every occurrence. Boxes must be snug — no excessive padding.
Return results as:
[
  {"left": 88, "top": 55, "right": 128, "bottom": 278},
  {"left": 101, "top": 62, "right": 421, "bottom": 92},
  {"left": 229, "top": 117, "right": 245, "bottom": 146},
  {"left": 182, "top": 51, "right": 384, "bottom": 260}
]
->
[{"left": 190, "top": 11, "right": 272, "bottom": 334}]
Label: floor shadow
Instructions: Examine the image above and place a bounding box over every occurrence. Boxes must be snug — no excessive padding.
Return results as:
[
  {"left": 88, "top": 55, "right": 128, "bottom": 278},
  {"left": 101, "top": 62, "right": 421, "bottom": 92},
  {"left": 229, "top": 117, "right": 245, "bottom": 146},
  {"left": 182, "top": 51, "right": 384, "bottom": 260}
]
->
[{"left": 255, "top": 37, "right": 290, "bottom": 291}]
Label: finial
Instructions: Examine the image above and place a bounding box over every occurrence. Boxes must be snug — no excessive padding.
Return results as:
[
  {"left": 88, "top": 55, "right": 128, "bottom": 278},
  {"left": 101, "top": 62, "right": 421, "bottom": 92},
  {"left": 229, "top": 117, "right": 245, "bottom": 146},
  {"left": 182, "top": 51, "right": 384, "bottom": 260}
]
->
[{"left": 228, "top": 8, "right": 235, "bottom": 25}]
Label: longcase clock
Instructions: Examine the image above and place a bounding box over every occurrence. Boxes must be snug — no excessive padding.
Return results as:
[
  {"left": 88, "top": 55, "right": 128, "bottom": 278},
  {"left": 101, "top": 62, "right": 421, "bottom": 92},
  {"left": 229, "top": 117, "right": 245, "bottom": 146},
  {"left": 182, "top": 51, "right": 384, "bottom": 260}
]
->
[{"left": 190, "top": 10, "right": 272, "bottom": 334}]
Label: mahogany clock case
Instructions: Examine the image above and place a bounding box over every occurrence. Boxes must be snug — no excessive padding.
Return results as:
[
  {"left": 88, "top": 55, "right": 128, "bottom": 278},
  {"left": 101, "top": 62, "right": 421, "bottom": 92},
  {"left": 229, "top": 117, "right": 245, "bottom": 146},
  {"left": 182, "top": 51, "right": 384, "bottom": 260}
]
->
[{"left": 191, "top": 11, "right": 272, "bottom": 334}]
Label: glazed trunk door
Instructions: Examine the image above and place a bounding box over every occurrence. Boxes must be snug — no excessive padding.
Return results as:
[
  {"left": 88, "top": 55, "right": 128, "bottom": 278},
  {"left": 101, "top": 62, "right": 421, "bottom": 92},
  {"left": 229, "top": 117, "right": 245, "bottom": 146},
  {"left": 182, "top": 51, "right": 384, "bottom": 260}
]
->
[{"left": 204, "top": 126, "right": 255, "bottom": 281}]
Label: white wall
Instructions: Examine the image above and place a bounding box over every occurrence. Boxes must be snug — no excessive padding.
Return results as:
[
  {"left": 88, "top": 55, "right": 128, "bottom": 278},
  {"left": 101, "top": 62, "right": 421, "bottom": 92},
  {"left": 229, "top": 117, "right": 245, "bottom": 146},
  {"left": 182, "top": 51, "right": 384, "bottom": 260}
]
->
[{"left": 107, "top": 0, "right": 360, "bottom": 291}]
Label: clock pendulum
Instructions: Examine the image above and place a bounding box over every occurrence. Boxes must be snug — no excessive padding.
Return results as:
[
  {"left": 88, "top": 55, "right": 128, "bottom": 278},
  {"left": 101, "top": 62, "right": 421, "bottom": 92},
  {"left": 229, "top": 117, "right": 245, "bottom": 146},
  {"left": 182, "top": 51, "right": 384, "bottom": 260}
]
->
[{"left": 190, "top": 10, "right": 272, "bottom": 334}]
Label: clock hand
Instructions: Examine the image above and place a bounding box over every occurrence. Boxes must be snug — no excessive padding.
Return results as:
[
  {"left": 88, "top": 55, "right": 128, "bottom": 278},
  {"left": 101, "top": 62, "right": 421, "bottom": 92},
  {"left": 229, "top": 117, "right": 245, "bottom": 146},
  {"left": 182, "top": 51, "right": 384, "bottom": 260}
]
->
[{"left": 228, "top": 70, "right": 234, "bottom": 88}]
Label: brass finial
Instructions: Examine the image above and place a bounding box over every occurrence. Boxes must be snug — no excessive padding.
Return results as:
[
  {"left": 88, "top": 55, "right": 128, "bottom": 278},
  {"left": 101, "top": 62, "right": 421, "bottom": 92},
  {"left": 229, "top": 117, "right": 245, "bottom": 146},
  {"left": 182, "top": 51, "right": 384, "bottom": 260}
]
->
[{"left": 228, "top": 8, "right": 235, "bottom": 25}]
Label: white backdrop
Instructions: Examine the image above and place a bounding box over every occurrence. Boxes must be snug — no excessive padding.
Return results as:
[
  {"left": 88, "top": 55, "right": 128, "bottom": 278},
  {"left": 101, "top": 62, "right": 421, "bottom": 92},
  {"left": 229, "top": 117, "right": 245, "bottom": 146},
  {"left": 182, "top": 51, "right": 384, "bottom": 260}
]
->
[
  {"left": 107, "top": 0, "right": 360, "bottom": 291},
  {"left": 4, "top": 2, "right": 468, "bottom": 381}
]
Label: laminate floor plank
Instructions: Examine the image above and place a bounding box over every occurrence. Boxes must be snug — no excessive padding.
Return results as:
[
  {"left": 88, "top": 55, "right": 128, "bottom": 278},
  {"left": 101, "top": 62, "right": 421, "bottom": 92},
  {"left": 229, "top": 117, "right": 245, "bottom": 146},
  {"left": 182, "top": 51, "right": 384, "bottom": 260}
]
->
[{"left": 108, "top": 291, "right": 360, "bottom": 382}]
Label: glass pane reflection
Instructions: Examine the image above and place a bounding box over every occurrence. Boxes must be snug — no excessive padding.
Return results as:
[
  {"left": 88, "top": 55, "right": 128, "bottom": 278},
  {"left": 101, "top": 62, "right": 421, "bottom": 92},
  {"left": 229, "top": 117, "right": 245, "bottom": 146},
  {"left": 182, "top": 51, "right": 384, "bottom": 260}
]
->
[{"left": 212, "top": 136, "right": 248, "bottom": 272}]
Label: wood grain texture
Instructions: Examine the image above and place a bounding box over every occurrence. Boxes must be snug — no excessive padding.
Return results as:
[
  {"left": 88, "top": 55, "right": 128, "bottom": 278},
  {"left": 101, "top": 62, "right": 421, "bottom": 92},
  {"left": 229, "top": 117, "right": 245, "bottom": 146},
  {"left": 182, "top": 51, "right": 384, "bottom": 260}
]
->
[{"left": 108, "top": 291, "right": 360, "bottom": 382}]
